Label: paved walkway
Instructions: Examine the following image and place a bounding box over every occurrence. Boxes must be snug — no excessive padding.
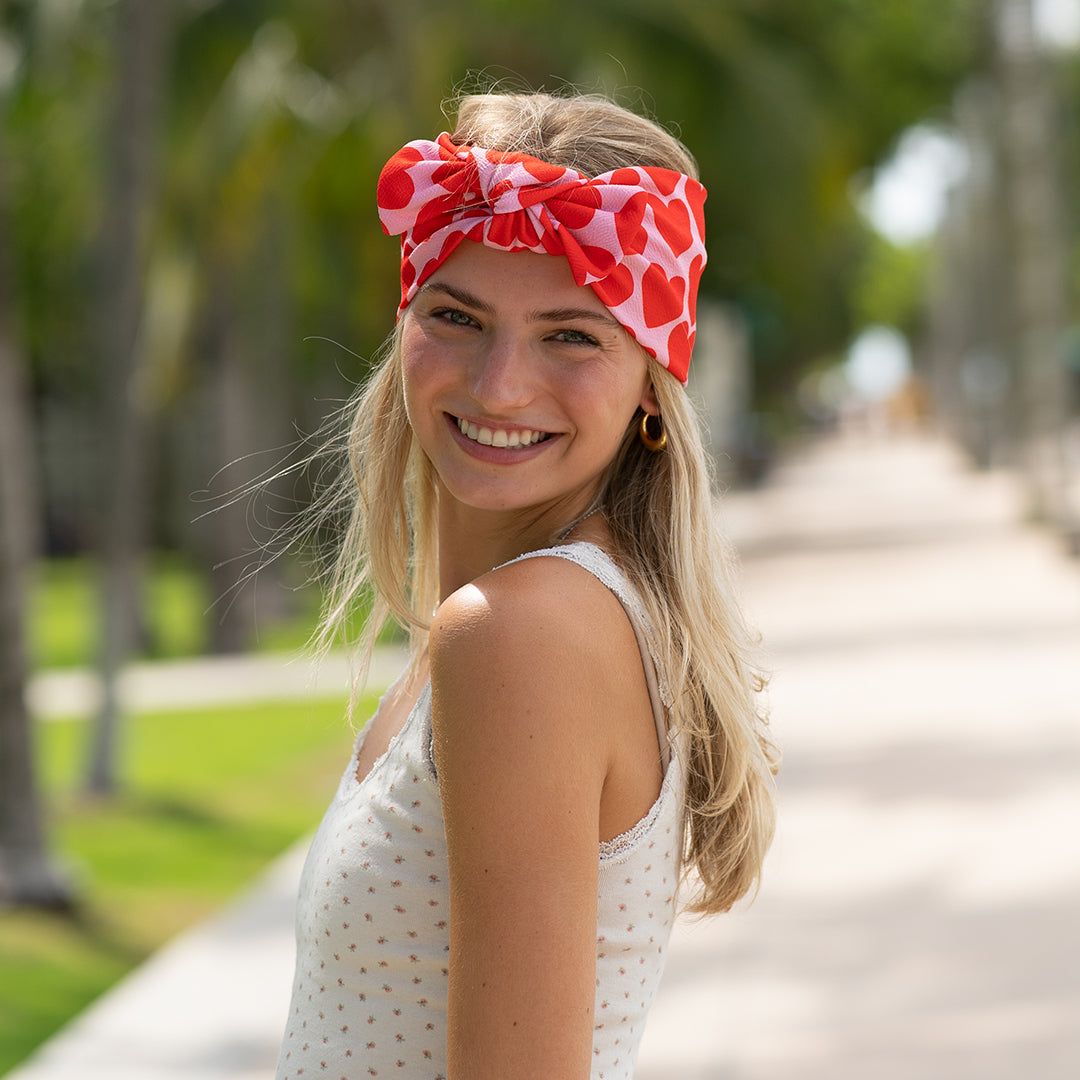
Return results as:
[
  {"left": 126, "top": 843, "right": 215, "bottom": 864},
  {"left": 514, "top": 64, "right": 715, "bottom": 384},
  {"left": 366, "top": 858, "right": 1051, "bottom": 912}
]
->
[
  {"left": 636, "top": 431, "right": 1080, "bottom": 1079},
  {"left": 28, "top": 647, "right": 410, "bottom": 720},
  {"left": 8, "top": 431, "right": 1080, "bottom": 1079}
]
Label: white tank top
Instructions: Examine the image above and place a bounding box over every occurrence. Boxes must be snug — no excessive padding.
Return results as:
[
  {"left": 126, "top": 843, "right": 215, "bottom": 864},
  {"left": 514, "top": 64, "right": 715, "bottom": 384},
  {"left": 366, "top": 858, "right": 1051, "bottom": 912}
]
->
[{"left": 276, "top": 543, "right": 685, "bottom": 1080}]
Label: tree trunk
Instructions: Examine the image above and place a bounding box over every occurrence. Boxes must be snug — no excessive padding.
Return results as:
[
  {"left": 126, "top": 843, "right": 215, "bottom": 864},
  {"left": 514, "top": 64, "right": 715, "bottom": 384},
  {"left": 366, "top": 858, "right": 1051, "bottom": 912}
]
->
[
  {"left": 86, "top": 0, "right": 171, "bottom": 795},
  {"left": 926, "top": 77, "right": 1014, "bottom": 470},
  {"left": 994, "top": 0, "right": 1072, "bottom": 524},
  {"left": 200, "top": 202, "right": 298, "bottom": 654},
  {"left": 0, "top": 127, "right": 73, "bottom": 907},
  {"left": 206, "top": 267, "right": 260, "bottom": 655}
]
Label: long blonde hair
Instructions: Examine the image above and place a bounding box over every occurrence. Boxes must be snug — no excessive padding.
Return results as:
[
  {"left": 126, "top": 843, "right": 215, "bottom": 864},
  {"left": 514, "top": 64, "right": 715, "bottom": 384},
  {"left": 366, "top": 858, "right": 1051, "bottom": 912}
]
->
[{"left": 319, "top": 90, "right": 777, "bottom": 915}]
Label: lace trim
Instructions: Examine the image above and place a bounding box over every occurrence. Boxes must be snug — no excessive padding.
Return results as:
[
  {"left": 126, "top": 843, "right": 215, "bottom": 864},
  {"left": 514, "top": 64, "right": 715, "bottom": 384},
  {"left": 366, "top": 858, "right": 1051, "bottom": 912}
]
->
[{"left": 598, "top": 745, "right": 682, "bottom": 861}]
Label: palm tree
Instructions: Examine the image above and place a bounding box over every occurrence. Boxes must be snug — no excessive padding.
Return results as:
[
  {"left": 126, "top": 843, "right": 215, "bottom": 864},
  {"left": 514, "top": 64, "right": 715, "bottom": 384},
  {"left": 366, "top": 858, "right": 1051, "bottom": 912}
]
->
[
  {"left": 0, "top": 113, "right": 72, "bottom": 905},
  {"left": 85, "top": 0, "right": 173, "bottom": 794}
]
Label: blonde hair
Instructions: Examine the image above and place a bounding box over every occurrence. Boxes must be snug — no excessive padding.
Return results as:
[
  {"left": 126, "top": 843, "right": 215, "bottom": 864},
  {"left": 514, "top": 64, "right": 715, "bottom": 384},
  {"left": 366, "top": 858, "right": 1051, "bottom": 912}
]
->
[{"left": 319, "top": 91, "right": 777, "bottom": 915}]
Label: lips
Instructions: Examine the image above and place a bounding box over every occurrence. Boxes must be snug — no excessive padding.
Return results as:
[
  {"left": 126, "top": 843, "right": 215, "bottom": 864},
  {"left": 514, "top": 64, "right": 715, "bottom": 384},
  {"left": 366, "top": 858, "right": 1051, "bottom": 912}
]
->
[{"left": 454, "top": 416, "right": 552, "bottom": 449}]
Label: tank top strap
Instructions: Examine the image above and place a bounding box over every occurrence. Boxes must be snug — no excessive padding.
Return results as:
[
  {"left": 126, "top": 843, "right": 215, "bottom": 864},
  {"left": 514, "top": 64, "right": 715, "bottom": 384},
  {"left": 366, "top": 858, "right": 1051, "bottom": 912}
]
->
[{"left": 499, "top": 542, "right": 674, "bottom": 771}]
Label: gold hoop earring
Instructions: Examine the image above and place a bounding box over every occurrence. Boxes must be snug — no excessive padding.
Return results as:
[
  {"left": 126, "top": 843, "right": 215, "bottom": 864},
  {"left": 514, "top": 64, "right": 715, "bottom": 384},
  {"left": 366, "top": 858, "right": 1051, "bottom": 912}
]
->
[{"left": 639, "top": 411, "right": 667, "bottom": 452}]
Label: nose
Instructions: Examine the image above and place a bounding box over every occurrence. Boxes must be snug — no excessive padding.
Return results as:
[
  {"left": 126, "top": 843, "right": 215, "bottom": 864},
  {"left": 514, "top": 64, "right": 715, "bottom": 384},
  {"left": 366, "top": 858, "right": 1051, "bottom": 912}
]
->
[{"left": 468, "top": 331, "right": 538, "bottom": 411}]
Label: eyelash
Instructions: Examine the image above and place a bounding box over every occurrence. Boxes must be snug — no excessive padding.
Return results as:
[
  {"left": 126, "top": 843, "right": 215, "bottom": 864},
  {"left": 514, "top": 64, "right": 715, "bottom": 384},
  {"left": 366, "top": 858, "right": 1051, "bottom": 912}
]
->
[
  {"left": 552, "top": 328, "right": 599, "bottom": 347},
  {"left": 433, "top": 307, "right": 478, "bottom": 328},
  {"left": 430, "top": 307, "right": 599, "bottom": 348}
]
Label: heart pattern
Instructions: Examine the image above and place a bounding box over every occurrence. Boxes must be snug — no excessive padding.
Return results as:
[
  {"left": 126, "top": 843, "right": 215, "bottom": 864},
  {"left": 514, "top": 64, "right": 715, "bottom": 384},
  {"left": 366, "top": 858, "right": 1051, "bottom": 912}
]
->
[{"left": 377, "top": 133, "right": 707, "bottom": 383}]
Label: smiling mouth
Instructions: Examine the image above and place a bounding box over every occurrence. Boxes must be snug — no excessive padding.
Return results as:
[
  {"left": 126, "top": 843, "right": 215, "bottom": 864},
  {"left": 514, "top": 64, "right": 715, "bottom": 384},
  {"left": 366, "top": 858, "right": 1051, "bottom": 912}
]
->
[{"left": 454, "top": 416, "right": 552, "bottom": 448}]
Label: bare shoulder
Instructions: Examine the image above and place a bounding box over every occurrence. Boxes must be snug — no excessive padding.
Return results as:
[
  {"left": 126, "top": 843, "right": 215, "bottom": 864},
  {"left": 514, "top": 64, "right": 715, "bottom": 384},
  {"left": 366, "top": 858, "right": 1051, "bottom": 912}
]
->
[
  {"left": 430, "top": 552, "right": 647, "bottom": 754},
  {"left": 428, "top": 551, "right": 658, "bottom": 844},
  {"left": 428, "top": 552, "right": 639, "bottom": 695},
  {"left": 431, "top": 554, "right": 643, "bottom": 1076},
  {"left": 430, "top": 552, "right": 661, "bottom": 1074},
  {"left": 429, "top": 550, "right": 663, "bottom": 827}
]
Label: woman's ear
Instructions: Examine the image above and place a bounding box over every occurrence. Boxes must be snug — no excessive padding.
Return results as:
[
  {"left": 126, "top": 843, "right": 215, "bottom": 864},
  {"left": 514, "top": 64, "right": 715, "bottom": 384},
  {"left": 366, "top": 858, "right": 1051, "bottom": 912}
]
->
[{"left": 640, "top": 382, "right": 660, "bottom": 416}]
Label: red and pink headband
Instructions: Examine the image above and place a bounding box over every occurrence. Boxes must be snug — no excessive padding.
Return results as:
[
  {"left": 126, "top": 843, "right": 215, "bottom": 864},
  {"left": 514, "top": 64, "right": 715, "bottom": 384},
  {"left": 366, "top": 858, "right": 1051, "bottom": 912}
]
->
[{"left": 376, "top": 133, "right": 707, "bottom": 384}]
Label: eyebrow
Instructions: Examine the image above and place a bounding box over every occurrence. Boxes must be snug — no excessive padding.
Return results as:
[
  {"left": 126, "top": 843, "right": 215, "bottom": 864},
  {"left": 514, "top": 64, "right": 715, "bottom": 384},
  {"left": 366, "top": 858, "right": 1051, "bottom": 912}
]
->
[
  {"left": 420, "top": 281, "right": 494, "bottom": 313},
  {"left": 419, "top": 281, "right": 622, "bottom": 329}
]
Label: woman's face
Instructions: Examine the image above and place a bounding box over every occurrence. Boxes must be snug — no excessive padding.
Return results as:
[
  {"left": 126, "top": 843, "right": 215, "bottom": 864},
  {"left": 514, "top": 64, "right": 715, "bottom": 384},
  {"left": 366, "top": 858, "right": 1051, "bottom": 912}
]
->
[{"left": 401, "top": 240, "right": 655, "bottom": 521}]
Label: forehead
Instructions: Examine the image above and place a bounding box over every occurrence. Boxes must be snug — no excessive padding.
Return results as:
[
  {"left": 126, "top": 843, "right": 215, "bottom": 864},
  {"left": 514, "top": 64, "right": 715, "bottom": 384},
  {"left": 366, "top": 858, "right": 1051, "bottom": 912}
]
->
[{"left": 427, "top": 241, "right": 612, "bottom": 316}]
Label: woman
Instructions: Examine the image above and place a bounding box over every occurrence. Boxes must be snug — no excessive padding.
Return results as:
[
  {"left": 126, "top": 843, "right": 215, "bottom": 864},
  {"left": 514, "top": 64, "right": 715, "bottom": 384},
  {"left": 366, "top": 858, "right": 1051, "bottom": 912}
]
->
[{"left": 276, "top": 90, "right": 777, "bottom": 1080}]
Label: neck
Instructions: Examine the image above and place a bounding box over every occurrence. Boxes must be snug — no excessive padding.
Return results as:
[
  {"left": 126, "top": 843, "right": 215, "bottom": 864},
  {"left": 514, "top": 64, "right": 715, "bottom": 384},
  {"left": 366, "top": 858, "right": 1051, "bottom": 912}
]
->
[{"left": 435, "top": 489, "right": 603, "bottom": 599}]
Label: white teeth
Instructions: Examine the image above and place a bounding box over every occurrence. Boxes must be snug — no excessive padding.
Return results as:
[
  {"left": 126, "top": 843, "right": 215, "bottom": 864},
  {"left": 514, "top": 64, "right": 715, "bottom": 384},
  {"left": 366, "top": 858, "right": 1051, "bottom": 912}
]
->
[{"left": 456, "top": 417, "right": 546, "bottom": 448}]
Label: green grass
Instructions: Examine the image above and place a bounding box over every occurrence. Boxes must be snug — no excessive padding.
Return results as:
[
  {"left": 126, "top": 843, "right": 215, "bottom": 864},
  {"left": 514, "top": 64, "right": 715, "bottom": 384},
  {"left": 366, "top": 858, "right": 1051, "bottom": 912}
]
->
[
  {"left": 28, "top": 554, "right": 320, "bottom": 669},
  {"left": 0, "top": 693, "right": 372, "bottom": 1075},
  {"left": 29, "top": 553, "right": 394, "bottom": 671}
]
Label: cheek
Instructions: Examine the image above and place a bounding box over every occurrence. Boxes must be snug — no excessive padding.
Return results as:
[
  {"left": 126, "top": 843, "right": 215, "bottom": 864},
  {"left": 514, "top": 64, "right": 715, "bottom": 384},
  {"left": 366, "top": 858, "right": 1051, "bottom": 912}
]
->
[
  {"left": 400, "top": 326, "right": 444, "bottom": 420},
  {"left": 566, "top": 391, "right": 640, "bottom": 464},
  {"left": 567, "top": 363, "right": 649, "bottom": 438}
]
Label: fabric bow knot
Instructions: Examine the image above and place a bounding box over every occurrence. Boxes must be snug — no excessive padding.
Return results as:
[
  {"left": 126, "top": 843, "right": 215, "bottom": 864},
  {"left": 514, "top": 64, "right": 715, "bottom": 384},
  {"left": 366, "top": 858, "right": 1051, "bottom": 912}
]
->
[{"left": 377, "top": 133, "right": 707, "bottom": 383}]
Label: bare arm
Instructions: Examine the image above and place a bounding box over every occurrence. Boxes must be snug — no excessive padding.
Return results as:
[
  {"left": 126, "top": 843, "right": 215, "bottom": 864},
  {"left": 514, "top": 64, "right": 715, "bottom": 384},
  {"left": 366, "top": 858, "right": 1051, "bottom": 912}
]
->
[{"left": 430, "top": 557, "right": 645, "bottom": 1080}]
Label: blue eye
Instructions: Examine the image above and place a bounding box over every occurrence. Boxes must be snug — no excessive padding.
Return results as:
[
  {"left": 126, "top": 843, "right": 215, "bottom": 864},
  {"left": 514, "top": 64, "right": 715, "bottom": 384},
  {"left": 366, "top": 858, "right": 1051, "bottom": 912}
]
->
[
  {"left": 554, "top": 329, "right": 599, "bottom": 346},
  {"left": 434, "top": 308, "right": 477, "bottom": 327}
]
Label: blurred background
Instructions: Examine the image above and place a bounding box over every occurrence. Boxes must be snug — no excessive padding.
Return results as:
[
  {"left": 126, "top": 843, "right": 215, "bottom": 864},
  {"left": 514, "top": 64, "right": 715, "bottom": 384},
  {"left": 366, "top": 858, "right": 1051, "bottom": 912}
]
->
[{"left": 1, "top": 0, "right": 1079, "bottom": 1075}]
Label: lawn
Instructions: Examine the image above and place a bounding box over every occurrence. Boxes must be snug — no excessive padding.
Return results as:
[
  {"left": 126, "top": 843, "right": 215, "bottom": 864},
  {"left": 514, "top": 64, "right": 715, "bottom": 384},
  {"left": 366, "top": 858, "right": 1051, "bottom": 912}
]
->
[
  {"left": 28, "top": 554, "right": 330, "bottom": 669},
  {"left": 0, "top": 692, "right": 372, "bottom": 1076}
]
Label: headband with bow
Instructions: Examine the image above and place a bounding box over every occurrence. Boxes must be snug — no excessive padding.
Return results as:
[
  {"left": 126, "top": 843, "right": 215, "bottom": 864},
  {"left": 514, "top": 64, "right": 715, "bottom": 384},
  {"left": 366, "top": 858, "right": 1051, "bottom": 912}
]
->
[{"left": 377, "top": 133, "right": 706, "bottom": 384}]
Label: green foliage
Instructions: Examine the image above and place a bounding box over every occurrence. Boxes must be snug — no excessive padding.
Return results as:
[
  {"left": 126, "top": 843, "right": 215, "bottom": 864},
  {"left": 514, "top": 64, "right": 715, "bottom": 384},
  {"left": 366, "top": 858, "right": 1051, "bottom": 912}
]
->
[
  {"left": 1, "top": 0, "right": 990, "bottom": 563},
  {"left": 850, "top": 231, "right": 931, "bottom": 337},
  {"left": 0, "top": 694, "right": 366, "bottom": 1074},
  {"left": 415, "top": 0, "right": 984, "bottom": 391}
]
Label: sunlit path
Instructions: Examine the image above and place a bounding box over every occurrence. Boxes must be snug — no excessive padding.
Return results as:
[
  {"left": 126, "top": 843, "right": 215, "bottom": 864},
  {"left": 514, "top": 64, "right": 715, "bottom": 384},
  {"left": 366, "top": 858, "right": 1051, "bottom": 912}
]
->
[{"left": 635, "top": 431, "right": 1080, "bottom": 1080}]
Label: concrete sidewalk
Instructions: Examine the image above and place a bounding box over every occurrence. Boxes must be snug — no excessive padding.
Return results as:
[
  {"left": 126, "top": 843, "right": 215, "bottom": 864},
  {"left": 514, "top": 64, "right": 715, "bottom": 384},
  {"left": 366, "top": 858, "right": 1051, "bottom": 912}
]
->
[
  {"left": 7, "top": 431, "right": 1080, "bottom": 1079},
  {"left": 636, "top": 432, "right": 1080, "bottom": 1079},
  {"left": 28, "top": 646, "right": 410, "bottom": 719}
]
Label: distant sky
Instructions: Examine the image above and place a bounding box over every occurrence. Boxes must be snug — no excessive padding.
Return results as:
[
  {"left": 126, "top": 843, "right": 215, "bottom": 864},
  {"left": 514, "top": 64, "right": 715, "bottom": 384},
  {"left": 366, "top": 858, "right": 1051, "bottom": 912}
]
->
[
  {"left": 1035, "top": 0, "right": 1080, "bottom": 46},
  {"left": 860, "top": 126, "right": 969, "bottom": 246}
]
